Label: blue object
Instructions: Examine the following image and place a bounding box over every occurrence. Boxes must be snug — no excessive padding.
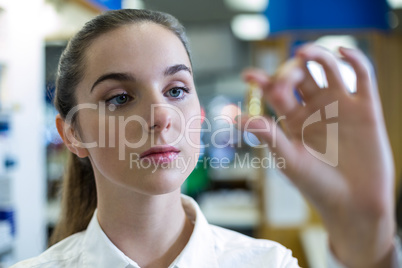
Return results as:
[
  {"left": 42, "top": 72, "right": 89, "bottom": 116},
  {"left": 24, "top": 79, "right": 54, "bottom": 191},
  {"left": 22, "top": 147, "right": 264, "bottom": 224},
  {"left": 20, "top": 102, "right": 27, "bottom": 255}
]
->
[
  {"left": 0, "top": 120, "right": 9, "bottom": 133},
  {"left": 5, "top": 158, "right": 16, "bottom": 169},
  {"left": 265, "top": 0, "right": 390, "bottom": 34},
  {"left": 88, "top": 0, "right": 122, "bottom": 10},
  {"left": 0, "top": 208, "right": 15, "bottom": 236}
]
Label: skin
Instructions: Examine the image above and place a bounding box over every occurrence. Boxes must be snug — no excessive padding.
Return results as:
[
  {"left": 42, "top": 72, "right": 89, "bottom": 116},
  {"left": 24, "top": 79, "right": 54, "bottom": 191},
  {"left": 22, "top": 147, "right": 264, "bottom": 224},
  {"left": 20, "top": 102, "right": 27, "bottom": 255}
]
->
[
  {"left": 239, "top": 45, "right": 396, "bottom": 268},
  {"left": 56, "top": 23, "right": 201, "bottom": 268}
]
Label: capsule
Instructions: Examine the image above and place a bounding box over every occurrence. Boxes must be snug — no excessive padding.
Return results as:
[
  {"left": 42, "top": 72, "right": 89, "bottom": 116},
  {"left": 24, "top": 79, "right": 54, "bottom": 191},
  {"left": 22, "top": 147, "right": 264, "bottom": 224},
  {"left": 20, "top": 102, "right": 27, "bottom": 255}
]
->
[{"left": 247, "top": 82, "right": 264, "bottom": 116}]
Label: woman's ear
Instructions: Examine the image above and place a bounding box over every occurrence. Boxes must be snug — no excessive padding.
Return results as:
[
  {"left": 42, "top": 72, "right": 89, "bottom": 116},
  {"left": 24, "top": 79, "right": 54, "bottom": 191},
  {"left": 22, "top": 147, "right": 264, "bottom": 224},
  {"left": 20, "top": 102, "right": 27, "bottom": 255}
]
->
[{"left": 55, "top": 114, "right": 89, "bottom": 158}]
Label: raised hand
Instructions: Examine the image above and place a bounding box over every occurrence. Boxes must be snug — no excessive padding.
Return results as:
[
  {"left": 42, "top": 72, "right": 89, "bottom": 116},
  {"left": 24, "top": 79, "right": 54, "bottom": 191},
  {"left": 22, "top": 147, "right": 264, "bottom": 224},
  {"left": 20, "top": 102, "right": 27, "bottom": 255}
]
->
[{"left": 238, "top": 44, "right": 396, "bottom": 268}]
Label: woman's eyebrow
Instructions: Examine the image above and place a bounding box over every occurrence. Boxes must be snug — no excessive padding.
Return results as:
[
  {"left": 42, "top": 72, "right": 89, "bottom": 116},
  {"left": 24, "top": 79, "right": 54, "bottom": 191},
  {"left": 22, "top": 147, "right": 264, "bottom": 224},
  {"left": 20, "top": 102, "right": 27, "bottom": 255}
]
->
[
  {"left": 90, "top": 72, "right": 135, "bottom": 93},
  {"left": 90, "top": 65, "right": 191, "bottom": 93},
  {"left": 164, "top": 64, "right": 192, "bottom": 76}
]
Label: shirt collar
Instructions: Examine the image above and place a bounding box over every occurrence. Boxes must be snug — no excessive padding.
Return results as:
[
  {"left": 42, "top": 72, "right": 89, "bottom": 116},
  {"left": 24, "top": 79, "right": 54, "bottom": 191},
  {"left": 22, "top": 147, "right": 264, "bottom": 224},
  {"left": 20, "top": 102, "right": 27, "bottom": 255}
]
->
[
  {"left": 81, "top": 195, "right": 219, "bottom": 268},
  {"left": 82, "top": 210, "right": 139, "bottom": 268},
  {"left": 172, "top": 195, "right": 219, "bottom": 268}
]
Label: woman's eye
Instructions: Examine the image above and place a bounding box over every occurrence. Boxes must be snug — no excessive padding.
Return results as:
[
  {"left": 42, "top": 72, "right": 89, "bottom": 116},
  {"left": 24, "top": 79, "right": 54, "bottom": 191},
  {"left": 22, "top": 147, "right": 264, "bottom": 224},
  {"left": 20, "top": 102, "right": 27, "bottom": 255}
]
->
[
  {"left": 166, "top": 87, "right": 188, "bottom": 99},
  {"left": 106, "top": 93, "right": 133, "bottom": 106}
]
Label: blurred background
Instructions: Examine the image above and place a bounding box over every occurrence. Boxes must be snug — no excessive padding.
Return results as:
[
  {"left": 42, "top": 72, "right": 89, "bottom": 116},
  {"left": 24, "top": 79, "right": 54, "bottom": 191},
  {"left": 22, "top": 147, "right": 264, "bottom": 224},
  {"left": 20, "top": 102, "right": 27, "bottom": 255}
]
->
[{"left": 1, "top": 0, "right": 402, "bottom": 267}]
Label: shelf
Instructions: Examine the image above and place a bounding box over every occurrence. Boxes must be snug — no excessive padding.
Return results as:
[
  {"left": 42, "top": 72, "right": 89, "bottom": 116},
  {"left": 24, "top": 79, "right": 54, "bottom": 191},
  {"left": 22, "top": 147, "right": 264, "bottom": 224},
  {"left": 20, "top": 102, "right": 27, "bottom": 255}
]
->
[
  {"left": 198, "top": 190, "right": 260, "bottom": 229},
  {"left": 47, "top": 199, "right": 61, "bottom": 227},
  {"left": 0, "top": 221, "right": 12, "bottom": 257},
  {"left": 71, "top": 0, "right": 103, "bottom": 13},
  {"left": 300, "top": 225, "right": 328, "bottom": 268},
  {"left": 0, "top": 244, "right": 11, "bottom": 258},
  {"left": 208, "top": 164, "right": 256, "bottom": 181}
]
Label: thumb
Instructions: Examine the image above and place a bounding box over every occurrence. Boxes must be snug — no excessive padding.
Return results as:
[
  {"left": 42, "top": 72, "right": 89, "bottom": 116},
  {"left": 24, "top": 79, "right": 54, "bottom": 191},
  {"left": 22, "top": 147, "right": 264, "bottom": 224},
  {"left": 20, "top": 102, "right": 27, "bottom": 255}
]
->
[{"left": 237, "top": 115, "right": 300, "bottom": 172}]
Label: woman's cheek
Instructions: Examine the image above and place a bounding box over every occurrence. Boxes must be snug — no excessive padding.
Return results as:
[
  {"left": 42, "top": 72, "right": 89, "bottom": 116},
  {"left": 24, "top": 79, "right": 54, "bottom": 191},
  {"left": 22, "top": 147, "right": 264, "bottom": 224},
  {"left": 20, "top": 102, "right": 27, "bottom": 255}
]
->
[
  {"left": 85, "top": 114, "right": 143, "bottom": 159},
  {"left": 76, "top": 113, "right": 102, "bottom": 146},
  {"left": 185, "top": 110, "right": 202, "bottom": 147}
]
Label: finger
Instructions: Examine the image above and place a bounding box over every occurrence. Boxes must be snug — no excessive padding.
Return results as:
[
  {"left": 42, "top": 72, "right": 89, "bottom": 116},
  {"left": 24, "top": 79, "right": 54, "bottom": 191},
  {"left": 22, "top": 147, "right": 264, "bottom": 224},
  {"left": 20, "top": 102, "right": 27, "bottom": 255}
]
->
[
  {"left": 235, "top": 114, "right": 315, "bottom": 185},
  {"left": 236, "top": 115, "right": 296, "bottom": 161},
  {"left": 297, "top": 63, "right": 321, "bottom": 101},
  {"left": 236, "top": 114, "right": 344, "bottom": 206},
  {"left": 242, "top": 66, "right": 302, "bottom": 117},
  {"left": 267, "top": 58, "right": 305, "bottom": 116},
  {"left": 338, "top": 47, "right": 378, "bottom": 100},
  {"left": 242, "top": 67, "right": 271, "bottom": 87},
  {"left": 296, "top": 44, "right": 346, "bottom": 92}
]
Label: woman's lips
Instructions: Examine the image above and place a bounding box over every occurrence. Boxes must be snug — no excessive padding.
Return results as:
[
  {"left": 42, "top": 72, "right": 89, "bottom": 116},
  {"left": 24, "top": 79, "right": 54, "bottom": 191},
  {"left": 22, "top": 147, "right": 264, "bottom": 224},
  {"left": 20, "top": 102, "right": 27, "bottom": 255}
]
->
[{"left": 140, "top": 146, "right": 180, "bottom": 164}]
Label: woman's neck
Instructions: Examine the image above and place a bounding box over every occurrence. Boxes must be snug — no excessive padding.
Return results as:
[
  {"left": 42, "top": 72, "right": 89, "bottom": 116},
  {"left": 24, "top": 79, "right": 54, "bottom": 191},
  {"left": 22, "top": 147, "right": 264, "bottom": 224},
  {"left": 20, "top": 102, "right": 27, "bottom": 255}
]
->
[{"left": 96, "top": 180, "right": 193, "bottom": 268}]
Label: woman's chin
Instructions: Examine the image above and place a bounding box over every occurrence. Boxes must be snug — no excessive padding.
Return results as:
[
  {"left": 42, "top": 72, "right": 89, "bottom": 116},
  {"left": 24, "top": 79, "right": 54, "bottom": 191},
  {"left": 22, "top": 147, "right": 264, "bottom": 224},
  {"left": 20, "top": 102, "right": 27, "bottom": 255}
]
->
[{"left": 126, "top": 168, "right": 189, "bottom": 196}]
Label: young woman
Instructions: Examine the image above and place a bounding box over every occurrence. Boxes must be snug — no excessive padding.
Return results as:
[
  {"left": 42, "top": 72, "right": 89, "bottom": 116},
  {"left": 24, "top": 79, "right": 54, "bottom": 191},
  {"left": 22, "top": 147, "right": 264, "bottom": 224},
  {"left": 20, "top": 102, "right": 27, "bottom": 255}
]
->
[
  {"left": 12, "top": 8, "right": 397, "bottom": 268},
  {"left": 13, "top": 9, "right": 298, "bottom": 268}
]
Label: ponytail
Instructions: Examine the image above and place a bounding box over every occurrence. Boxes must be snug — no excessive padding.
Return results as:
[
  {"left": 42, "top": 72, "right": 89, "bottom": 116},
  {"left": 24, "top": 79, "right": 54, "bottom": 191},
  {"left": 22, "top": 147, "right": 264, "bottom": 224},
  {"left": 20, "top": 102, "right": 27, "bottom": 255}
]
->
[{"left": 49, "top": 152, "right": 97, "bottom": 246}]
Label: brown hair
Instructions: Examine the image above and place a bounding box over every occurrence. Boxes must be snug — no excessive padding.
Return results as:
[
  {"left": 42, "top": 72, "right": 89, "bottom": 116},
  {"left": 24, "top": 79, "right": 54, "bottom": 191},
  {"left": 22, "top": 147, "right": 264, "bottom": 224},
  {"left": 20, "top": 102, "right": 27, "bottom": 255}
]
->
[{"left": 50, "top": 9, "right": 191, "bottom": 246}]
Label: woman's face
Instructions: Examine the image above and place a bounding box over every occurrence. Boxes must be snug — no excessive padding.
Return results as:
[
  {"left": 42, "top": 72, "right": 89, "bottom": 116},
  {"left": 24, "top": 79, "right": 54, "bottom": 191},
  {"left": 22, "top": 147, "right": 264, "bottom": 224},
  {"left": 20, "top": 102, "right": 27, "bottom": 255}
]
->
[{"left": 72, "top": 23, "right": 201, "bottom": 195}]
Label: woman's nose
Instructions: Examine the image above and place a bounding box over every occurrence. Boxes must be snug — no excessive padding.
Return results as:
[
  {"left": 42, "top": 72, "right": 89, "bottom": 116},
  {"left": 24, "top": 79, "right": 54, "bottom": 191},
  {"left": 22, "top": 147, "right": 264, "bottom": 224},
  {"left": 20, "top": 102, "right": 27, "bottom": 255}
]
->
[{"left": 148, "top": 104, "right": 172, "bottom": 133}]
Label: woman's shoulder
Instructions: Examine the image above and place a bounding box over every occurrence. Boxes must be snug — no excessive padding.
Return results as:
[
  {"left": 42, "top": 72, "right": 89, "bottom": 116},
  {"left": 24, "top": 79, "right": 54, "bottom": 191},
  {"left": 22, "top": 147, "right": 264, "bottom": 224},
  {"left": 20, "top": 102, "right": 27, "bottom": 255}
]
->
[
  {"left": 10, "top": 231, "right": 86, "bottom": 268},
  {"left": 209, "top": 225, "right": 299, "bottom": 267}
]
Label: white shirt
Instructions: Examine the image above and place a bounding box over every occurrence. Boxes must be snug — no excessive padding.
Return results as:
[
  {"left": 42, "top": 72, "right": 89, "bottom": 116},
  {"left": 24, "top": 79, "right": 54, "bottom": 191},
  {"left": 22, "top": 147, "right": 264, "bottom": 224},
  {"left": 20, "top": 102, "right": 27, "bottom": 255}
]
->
[{"left": 11, "top": 195, "right": 299, "bottom": 268}]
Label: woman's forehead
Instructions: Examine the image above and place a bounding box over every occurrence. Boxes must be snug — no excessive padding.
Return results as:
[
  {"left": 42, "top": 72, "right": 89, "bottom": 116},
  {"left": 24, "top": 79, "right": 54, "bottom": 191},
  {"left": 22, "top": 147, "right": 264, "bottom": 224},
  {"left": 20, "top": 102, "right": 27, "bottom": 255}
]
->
[
  {"left": 83, "top": 23, "right": 191, "bottom": 77},
  {"left": 75, "top": 23, "right": 192, "bottom": 95},
  {"left": 87, "top": 23, "right": 188, "bottom": 60}
]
